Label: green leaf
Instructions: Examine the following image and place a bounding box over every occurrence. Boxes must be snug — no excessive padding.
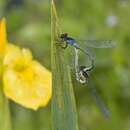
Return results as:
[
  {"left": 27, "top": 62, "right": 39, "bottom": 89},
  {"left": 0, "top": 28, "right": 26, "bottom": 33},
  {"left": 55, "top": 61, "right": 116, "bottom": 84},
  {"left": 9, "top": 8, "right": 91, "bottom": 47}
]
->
[{"left": 51, "top": 0, "right": 79, "bottom": 130}]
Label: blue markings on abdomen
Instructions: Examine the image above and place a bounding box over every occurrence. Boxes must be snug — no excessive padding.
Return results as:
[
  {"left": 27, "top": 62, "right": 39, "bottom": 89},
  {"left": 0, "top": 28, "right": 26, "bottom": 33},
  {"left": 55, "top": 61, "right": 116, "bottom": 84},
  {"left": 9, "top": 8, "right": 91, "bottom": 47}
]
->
[
  {"left": 67, "top": 39, "right": 79, "bottom": 49},
  {"left": 67, "top": 39, "right": 75, "bottom": 45}
]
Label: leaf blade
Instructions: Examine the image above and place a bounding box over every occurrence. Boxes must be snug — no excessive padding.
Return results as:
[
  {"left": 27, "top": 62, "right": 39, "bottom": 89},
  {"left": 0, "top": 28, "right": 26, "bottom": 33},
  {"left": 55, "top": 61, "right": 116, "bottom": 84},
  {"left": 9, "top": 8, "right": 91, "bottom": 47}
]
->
[{"left": 51, "top": 1, "right": 79, "bottom": 130}]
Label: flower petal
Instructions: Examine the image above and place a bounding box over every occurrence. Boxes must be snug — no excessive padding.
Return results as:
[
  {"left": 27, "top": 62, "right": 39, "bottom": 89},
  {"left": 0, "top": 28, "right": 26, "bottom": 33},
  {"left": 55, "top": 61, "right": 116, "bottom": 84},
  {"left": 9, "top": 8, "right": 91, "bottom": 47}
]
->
[{"left": 3, "top": 44, "right": 52, "bottom": 110}]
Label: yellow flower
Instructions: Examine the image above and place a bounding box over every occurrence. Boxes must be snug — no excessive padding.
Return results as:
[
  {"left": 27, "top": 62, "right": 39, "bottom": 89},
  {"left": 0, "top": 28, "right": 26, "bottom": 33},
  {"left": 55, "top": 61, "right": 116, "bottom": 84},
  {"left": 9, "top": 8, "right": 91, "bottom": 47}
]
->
[
  {"left": 0, "top": 18, "right": 52, "bottom": 110},
  {"left": 0, "top": 18, "right": 7, "bottom": 77},
  {"left": 0, "top": 18, "right": 7, "bottom": 56}
]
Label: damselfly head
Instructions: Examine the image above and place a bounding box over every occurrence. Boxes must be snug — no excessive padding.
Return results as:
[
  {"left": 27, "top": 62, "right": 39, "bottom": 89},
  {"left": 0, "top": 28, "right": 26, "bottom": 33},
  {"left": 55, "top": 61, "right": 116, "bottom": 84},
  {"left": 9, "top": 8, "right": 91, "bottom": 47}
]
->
[{"left": 60, "top": 33, "right": 68, "bottom": 39}]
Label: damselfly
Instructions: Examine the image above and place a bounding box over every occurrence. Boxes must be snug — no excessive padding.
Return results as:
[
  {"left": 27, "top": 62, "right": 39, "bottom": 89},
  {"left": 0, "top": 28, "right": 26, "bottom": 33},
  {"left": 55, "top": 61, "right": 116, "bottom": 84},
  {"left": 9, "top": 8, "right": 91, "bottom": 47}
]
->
[
  {"left": 60, "top": 33, "right": 115, "bottom": 83},
  {"left": 59, "top": 33, "right": 115, "bottom": 118}
]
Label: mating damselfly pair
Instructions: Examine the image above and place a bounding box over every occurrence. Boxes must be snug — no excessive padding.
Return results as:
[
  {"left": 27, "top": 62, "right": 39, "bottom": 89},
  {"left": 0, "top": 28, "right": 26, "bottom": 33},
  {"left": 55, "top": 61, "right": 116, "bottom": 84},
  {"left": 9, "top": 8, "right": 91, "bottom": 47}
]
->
[{"left": 58, "top": 33, "right": 115, "bottom": 118}]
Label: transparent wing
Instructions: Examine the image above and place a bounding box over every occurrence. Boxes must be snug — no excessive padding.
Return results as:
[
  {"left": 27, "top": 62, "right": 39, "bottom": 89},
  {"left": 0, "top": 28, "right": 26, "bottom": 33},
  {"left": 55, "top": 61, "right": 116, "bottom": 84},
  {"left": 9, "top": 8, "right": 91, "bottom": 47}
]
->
[
  {"left": 63, "top": 45, "right": 95, "bottom": 71},
  {"left": 77, "top": 46, "right": 95, "bottom": 67},
  {"left": 76, "top": 39, "right": 115, "bottom": 48},
  {"left": 88, "top": 81, "right": 110, "bottom": 119}
]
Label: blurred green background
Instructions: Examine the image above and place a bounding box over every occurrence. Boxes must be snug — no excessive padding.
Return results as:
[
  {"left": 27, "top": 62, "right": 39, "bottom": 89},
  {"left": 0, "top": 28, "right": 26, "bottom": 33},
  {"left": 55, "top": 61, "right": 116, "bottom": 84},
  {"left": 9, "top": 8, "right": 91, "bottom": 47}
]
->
[{"left": 0, "top": 0, "right": 130, "bottom": 130}]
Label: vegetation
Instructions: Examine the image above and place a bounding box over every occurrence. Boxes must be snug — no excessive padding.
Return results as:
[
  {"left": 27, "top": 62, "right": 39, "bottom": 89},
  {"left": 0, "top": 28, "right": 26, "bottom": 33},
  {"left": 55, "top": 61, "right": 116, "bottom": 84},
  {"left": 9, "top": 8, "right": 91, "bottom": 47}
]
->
[
  {"left": 51, "top": 1, "right": 79, "bottom": 130},
  {"left": 0, "top": 0, "right": 130, "bottom": 130}
]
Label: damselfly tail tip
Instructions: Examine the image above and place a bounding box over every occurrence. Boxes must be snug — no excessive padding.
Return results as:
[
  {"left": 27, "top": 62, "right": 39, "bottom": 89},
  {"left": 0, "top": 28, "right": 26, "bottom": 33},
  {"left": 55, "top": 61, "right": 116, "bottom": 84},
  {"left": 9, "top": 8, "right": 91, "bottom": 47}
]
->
[{"left": 103, "top": 108, "right": 111, "bottom": 120}]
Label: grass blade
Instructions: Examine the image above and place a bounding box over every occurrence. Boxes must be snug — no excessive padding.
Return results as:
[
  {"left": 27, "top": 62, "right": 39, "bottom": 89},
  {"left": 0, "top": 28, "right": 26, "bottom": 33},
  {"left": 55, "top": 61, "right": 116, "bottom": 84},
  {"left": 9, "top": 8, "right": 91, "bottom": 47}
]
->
[{"left": 51, "top": 0, "right": 79, "bottom": 130}]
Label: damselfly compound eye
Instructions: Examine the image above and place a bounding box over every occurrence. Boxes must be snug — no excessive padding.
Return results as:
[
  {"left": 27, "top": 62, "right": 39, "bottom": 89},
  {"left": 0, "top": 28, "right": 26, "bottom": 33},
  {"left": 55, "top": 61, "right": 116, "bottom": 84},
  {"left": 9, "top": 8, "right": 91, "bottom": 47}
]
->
[{"left": 60, "top": 33, "right": 68, "bottom": 39}]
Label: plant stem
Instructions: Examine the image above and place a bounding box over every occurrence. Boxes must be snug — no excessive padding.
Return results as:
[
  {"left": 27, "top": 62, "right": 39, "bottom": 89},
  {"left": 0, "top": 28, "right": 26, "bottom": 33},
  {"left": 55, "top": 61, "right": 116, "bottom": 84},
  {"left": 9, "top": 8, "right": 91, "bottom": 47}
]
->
[{"left": 0, "top": 60, "right": 12, "bottom": 130}]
